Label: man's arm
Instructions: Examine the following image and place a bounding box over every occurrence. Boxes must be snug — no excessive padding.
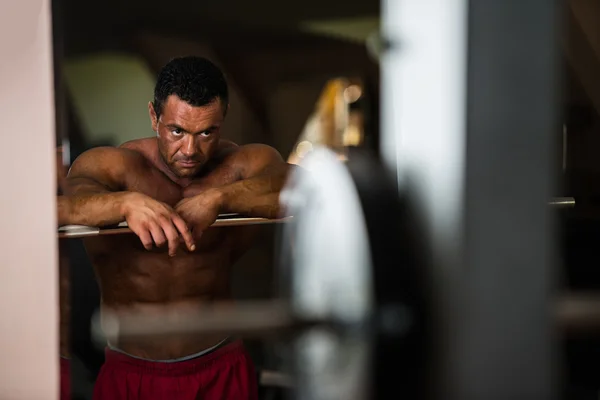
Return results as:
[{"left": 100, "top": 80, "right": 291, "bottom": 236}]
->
[
  {"left": 213, "top": 144, "right": 292, "bottom": 262},
  {"left": 214, "top": 144, "right": 293, "bottom": 219},
  {"left": 174, "top": 144, "right": 292, "bottom": 234},
  {"left": 60, "top": 146, "right": 195, "bottom": 255},
  {"left": 59, "top": 147, "right": 135, "bottom": 227}
]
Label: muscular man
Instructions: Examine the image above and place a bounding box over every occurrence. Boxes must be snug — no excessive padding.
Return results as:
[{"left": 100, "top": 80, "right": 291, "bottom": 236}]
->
[{"left": 59, "top": 56, "right": 291, "bottom": 400}]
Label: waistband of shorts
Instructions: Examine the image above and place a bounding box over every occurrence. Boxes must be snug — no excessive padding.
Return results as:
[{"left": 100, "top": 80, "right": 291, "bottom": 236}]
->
[
  {"left": 103, "top": 339, "right": 247, "bottom": 376},
  {"left": 108, "top": 336, "right": 230, "bottom": 362}
]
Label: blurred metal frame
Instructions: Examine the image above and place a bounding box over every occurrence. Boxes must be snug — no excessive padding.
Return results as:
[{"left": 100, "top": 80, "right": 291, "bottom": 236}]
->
[
  {"left": 381, "top": 1, "right": 561, "bottom": 399},
  {"left": 0, "top": 0, "right": 60, "bottom": 398}
]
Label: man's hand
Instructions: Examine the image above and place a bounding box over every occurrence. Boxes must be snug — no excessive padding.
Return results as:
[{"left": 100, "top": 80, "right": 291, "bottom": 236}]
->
[
  {"left": 174, "top": 189, "right": 222, "bottom": 238},
  {"left": 122, "top": 192, "right": 196, "bottom": 256}
]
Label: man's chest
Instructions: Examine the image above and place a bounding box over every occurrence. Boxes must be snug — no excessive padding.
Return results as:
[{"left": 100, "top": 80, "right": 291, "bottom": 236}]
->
[{"left": 124, "top": 164, "right": 240, "bottom": 207}]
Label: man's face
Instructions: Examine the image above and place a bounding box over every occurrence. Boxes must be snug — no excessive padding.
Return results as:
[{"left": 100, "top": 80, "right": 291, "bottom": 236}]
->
[{"left": 150, "top": 95, "right": 225, "bottom": 178}]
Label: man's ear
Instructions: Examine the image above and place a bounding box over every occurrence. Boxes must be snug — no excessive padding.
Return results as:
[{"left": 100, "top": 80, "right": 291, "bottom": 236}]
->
[
  {"left": 148, "top": 101, "right": 158, "bottom": 131},
  {"left": 224, "top": 102, "right": 230, "bottom": 117}
]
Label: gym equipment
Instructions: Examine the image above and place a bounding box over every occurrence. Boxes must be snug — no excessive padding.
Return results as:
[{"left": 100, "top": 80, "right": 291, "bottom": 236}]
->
[
  {"left": 58, "top": 214, "right": 292, "bottom": 239},
  {"left": 92, "top": 147, "right": 430, "bottom": 399},
  {"left": 380, "top": 0, "right": 561, "bottom": 398},
  {"left": 57, "top": 197, "right": 574, "bottom": 240},
  {"left": 557, "top": 294, "right": 600, "bottom": 333},
  {"left": 549, "top": 197, "right": 575, "bottom": 208},
  {"left": 90, "top": 149, "right": 575, "bottom": 399},
  {"left": 74, "top": 0, "right": 569, "bottom": 398}
]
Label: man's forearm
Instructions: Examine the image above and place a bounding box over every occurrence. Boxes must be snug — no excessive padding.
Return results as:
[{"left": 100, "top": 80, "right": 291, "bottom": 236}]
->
[
  {"left": 57, "top": 196, "right": 70, "bottom": 226},
  {"left": 57, "top": 192, "right": 131, "bottom": 227},
  {"left": 216, "top": 172, "right": 289, "bottom": 219}
]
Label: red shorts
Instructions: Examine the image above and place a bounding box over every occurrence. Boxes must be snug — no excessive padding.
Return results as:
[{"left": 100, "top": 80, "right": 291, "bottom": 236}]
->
[
  {"left": 93, "top": 340, "right": 258, "bottom": 400},
  {"left": 60, "top": 357, "right": 70, "bottom": 400}
]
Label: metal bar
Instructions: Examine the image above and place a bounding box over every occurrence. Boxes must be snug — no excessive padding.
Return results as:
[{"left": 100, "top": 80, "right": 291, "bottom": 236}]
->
[
  {"left": 0, "top": 0, "right": 59, "bottom": 397},
  {"left": 381, "top": 0, "right": 468, "bottom": 398},
  {"left": 260, "top": 370, "right": 295, "bottom": 388},
  {"left": 382, "top": 0, "right": 560, "bottom": 399},
  {"left": 556, "top": 294, "right": 600, "bottom": 333},
  {"left": 58, "top": 197, "right": 566, "bottom": 240},
  {"left": 456, "top": 1, "right": 560, "bottom": 399},
  {"left": 58, "top": 215, "right": 293, "bottom": 239},
  {"left": 549, "top": 197, "right": 575, "bottom": 208},
  {"left": 91, "top": 293, "right": 600, "bottom": 342},
  {"left": 91, "top": 300, "right": 322, "bottom": 344}
]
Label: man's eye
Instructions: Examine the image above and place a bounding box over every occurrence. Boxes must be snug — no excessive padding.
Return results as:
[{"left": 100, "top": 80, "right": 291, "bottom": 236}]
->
[{"left": 171, "top": 129, "right": 183, "bottom": 136}]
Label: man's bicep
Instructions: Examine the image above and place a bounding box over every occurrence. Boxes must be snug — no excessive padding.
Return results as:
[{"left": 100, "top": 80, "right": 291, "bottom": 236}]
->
[
  {"left": 66, "top": 147, "right": 129, "bottom": 194},
  {"left": 66, "top": 176, "right": 116, "bottom": 195},
  {"left": 237, "top": 144, "right": 289, "bottom": 179}
]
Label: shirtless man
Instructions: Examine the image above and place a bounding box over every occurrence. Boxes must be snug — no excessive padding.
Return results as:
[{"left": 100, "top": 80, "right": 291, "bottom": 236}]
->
[{"left": 58, "top": 56, "right": 291, "bottom": 400}]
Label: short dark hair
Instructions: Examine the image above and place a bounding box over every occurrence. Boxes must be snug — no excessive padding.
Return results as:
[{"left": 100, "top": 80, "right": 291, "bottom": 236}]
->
[{"left": 153, "top": 56, "right": 229, "bottom": 118}]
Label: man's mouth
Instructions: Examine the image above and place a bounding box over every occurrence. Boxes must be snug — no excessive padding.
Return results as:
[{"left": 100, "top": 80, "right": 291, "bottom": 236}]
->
[{"left": 177, "top": 160, "right": 199, "bottom": 168}]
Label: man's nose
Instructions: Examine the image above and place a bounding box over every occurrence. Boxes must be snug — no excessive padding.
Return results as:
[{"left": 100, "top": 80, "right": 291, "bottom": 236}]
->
[{"left": 180, "top": 135, "right": 197, "bottom": 157}]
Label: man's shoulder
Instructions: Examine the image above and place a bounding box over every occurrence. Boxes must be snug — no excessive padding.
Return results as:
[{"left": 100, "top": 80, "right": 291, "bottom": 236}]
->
[
  {"left": 214, "top": 139, "right": 239, "bottom": 156},
  {"left": 234, "top": 143, "right": 284, "bottom": 163},
  {"left": 119, "top": 137, "right": 157, "bottom": 155},
  {"left": 215, "top": 142, "right": 282, "bottom": 166},
  {"left": 220, "top": 142, "right": 281, "bottom": 158},
  {"left": 211, "top": 140, "right": 239, "bottom": 163},
  {"left": 217, "top": 143, "right": 287, "bottom": 179},
  {"left": 71, "top": 144, "right": 148, "bottom": 173}
]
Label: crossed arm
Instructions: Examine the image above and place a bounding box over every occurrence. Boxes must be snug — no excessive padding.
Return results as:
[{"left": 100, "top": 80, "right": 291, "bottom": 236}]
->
[
  {"left": 58, "top": 143, "right": 293, "bottom": 255},
  {"left": 178, "top": 144, "right": 292, "bottom": 220},
  {"left": 57, "top": 147, "right": 142, "bottom": 227}
]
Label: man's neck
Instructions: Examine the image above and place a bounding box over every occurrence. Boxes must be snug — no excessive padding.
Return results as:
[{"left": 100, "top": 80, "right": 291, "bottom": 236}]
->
[{"left": 158, "top": 159, "right": 197, "bottom": 188}]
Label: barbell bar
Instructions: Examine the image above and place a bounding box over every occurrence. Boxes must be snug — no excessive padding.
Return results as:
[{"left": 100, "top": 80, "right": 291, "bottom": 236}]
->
[
  {"left": 58, "top": 198, "right": 572, "bottom": 239},
  {"left": 548, "top": 197, "right": 575, "bottom": 208},
  {"left": 58, "top": 214, "right": 293, "bottom": 239},
  {"left": 260, "top": 370, "right": 295, "bottom": 388},
  {"left": 555, "top": 293, "right": 600, "bottom": 333},
  {"left": 92, "top": 293, "right": 600, "bottom": 346},
  {"left": 92, "top": 300, "right": 322, "bottom": 344}
]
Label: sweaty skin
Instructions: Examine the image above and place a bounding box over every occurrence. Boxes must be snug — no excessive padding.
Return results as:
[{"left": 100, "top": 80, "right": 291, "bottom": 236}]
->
[{"left": 60, "top": 96, "right": 291, "bottom": 360}]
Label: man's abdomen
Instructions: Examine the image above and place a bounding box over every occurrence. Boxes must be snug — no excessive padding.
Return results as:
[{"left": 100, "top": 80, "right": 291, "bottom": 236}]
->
[
  {"left": 88, "top": 236, "right": 234, "bottom": 359},
  {"left": 101, "top": 299, "right": 232, "bottom": 360}
]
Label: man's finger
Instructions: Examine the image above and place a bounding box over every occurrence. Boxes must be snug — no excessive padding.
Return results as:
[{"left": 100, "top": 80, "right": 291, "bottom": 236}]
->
[
  {"left": 148, "top": 222, "right": 167, "bottom": 248},
  {"left": 136, "top": 229, "right": 154, "bottom": 251},
  {"left": 171, "top": 214, "right": 196, "bottom": 252},
  {"left": 160, "top": 218, "right": 181, "bottom": 257}
]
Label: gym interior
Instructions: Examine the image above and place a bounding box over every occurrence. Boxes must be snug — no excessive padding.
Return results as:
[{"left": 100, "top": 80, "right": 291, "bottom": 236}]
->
[{"left": 1, "top": 1, "right": 600, "bottom": 399}]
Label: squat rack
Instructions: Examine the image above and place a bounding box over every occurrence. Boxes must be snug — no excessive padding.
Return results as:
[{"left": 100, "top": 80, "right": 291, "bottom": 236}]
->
[{"left": 381, "top": 1, "right": 561, "bottom": 399}]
